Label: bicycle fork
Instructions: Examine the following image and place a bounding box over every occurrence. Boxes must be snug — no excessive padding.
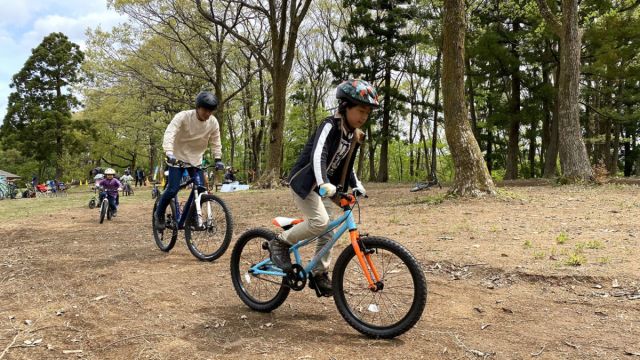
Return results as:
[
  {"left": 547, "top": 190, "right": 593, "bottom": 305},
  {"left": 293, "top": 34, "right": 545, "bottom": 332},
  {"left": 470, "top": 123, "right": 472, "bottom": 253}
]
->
[{"left": 349, "top": 230, "right": 382, "bottom": 291}]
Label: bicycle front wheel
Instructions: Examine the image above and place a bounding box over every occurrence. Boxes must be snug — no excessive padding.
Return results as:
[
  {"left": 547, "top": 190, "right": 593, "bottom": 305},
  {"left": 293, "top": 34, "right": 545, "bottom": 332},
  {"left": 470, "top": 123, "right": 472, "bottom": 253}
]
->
[
  {"left": 230, "top": 228, "right": 289, "bottom": 312},
  {"left": 333, "top": 236, "right": 427, "bottom": 338},
  {"left": 99, "top": 199, "right": 108, "bottom": 224},
  {"left": 184, "top": 194, "right": 233, "bottom": 261},
  {"left": 152, "top": 197, "right": 178, "bottom": 252}
]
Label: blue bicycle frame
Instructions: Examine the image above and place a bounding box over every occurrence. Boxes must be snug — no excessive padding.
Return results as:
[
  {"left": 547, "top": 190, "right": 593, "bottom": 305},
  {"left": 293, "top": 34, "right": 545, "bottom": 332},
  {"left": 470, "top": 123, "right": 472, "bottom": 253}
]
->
[{"left": 249, "top": 208, "right": 358, "bottom": 278}]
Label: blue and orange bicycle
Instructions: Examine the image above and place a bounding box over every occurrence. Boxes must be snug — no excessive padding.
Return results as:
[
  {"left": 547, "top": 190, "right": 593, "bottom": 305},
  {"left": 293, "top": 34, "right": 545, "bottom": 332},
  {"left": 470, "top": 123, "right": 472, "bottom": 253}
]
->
[{"left": 230, "top": 191, "right": 427, "bottom": 338}]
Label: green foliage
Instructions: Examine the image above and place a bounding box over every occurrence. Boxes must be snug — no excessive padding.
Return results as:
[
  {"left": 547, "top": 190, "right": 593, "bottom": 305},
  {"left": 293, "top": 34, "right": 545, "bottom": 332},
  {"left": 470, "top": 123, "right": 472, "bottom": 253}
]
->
[
  {"left": 585, "top": 240, "right": 604, "bottom": 249},
  {"left": 556, "top": 232, "right": 569, "bottom": 244},
  {"left": 565, "top": 252, "right": 587, "bottom": 266},
  {"left": 1, "top": 32, "right": 86, "bottom": 179}
]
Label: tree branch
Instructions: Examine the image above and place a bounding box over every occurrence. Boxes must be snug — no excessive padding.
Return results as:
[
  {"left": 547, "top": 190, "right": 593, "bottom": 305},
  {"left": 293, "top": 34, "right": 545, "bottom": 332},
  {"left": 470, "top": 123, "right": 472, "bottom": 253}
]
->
[{"left": 535, "top": 0, "right": 562, "bottom": 36}]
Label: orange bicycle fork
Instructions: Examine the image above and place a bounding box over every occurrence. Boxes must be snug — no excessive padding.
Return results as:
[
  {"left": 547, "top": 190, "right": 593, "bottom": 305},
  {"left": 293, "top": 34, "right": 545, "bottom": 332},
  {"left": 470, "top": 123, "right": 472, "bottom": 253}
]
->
[{"left": 349, "top": 230, "right": 382, "bottom": 291}]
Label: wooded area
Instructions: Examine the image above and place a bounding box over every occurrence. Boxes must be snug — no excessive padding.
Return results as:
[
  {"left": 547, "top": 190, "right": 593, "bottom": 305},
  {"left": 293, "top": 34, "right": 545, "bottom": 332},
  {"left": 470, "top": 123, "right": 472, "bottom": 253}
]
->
[{"left": 2, "top": 0, "right": 640, "bottom": 190}]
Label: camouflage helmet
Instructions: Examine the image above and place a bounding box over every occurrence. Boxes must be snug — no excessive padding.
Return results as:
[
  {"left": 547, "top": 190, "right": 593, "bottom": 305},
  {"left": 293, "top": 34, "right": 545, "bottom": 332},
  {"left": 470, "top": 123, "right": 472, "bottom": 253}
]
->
[{"left": 336, "top": 79, "right": 380, "bottom": 108}]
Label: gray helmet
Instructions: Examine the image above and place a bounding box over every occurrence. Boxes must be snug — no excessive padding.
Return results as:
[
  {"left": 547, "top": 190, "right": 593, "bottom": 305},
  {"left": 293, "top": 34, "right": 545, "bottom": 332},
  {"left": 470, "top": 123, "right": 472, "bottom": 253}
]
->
[{"left": 195, "top": 91, "right": 218, "bottom": 110}]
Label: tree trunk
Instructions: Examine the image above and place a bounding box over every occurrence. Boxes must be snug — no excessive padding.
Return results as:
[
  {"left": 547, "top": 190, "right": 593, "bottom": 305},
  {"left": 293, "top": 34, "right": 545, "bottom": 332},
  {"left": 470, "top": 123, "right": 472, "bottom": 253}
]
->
[
  {"left": 529, "top": 118, "right": 537, "bottom": 178},
  {"left": 543, "top": 63, "right": 560, "bottom": 178},
  {"left": 505, "top": 21, "right": 521, "bottom": 180},
  {"left": 556, "top": 0, "right": 592, "bottom": 180},
  {"left": 430, "top": 50, "right": 442, "bottom": 181},
  {"left": 442, "top": 0, "right": 496, "bottom": 196},
  {"left": 377, "top": 62, "right": 392, "bottom": 182},
  {"left": 610, "top": 122, "right": 621, "bottom": 174},
  {"left": 367, "top": 126, "right": 377, "bottom": 181},
  {"left": 624, "top": 126, "right": 633, "bottom": 177},
  {"left": 465, "top": 55, "right": 479, "bottom": 142},
  {"left": 266, "top": 72, "right": 287, "bottom": 177}
]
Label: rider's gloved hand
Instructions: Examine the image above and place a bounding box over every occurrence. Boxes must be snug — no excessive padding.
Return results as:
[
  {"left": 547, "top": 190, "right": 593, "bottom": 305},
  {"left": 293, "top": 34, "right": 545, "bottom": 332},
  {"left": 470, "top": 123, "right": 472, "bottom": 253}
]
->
[
  {"left": 166, "top": 152, "right": 177, "bottom": 166},
  {"left": 214, "top": 158, "right": 224, "bottom": 171},
  {"left": 352, "top": 183, "right": 366, "bottom": 197},
  {"left": 319, "top": 183, "right": 336, "bottom": 197}
]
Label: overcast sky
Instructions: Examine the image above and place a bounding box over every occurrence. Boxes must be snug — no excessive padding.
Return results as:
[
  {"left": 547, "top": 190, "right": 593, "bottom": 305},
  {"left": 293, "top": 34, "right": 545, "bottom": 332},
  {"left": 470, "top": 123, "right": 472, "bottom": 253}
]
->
[{"left": 0, "top": 0, "right": 126, "bottom": 120}]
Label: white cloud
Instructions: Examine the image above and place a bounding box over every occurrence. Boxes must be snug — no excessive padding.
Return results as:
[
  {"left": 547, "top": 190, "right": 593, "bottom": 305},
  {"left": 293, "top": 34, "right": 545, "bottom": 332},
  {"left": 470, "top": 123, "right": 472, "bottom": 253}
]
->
[
  {"left": 21, "top": 11, "right": 125, "bottom": 50},
  {"left": 0, "top": 1, "right": 126, "bottom": 121}
]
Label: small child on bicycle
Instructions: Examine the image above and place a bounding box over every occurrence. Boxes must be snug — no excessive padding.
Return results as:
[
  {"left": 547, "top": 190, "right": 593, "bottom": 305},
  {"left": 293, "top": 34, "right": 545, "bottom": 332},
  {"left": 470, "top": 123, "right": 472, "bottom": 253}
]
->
[
  {"left": 120, "top": 169, "right": 134, "bottom": 193},
  {"left": 98, "top": 168, "right": 122, "bottom": 217},
  {"left": 154, "top": 91, "right": 225, "bottom": 230},
  {"left": 269, "top": 79, "right": 378, "bottom": 297}
]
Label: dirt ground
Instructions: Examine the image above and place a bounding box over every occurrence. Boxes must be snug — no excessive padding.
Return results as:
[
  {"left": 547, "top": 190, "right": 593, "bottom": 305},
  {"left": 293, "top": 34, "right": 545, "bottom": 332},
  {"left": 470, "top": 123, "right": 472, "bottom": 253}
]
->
[{"left": 0, "top": 183, "right": 639, "bottom": 359}]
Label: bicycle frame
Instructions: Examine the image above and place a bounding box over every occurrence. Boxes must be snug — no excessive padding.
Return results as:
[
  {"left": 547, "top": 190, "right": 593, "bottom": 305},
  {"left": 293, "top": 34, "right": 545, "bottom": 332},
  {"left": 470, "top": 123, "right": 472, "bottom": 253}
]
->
[
  {"left": 168, "top": 170, "right": 211, "bottom": 230},
  {"left": 249, "top": 196, "right": 382, "bottom": 290}
]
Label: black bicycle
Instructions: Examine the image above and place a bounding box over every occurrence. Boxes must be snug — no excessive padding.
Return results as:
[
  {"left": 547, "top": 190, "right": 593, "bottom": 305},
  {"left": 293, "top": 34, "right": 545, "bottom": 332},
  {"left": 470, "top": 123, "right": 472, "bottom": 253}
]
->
[
  {"left": 410, "top": 172, "right": 442, "bottom": 192},
  {"left": 97, "top": 187, "right": 114, "bottom": 224},
  {"left": 152, "top": 162, "right": 233, "bottom": 261}
]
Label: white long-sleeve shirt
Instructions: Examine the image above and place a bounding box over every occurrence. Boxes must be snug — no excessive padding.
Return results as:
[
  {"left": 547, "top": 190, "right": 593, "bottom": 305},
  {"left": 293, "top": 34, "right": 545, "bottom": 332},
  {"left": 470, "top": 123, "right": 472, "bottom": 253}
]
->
[{"left": 162, "top": 109, "right": 222, "bottom": 166}]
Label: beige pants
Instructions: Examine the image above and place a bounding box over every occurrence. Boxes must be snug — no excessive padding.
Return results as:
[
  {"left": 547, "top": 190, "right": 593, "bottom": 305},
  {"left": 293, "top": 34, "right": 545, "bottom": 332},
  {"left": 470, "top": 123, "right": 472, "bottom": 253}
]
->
[{"left": 281, "top": 188, "right": 336, "bottom": 274}]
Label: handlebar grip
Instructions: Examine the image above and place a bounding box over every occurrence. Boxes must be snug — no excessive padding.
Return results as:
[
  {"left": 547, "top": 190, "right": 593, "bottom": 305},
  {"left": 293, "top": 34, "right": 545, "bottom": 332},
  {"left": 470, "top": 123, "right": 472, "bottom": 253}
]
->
[{"left": 318, "top": 187, "right": 327, "bottom": 197}]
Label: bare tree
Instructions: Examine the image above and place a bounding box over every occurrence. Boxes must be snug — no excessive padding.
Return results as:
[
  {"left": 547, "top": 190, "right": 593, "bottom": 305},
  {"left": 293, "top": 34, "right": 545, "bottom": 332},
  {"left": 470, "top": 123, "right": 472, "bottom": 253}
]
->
[{"left": 195, "top": 0, "right": 313, "bottom": 182}]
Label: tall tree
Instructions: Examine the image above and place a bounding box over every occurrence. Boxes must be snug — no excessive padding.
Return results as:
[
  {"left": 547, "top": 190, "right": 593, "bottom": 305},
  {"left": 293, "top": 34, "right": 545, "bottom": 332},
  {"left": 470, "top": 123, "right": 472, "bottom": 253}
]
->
[
  {"left": 195, "top": 0, "right": 313, "bottom": 181},
  {"left": 536, "top": 0, "right": 593, "bottom": 181},
  {"left": 1, "top": 32, "right": 85, "bottom": 179},
  {"left": 442, "top": 0, "right": 496, "bottom": 196},
  {"left": 333, "top": 0, "right": 423, "bottom": 182}
]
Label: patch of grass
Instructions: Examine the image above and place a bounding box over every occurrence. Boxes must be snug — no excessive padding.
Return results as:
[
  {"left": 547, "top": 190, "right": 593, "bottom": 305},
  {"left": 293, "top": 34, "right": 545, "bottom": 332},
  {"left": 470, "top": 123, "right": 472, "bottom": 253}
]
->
[
  {"left": 414, "top": 194, "right": 446, "bottom": 205},
  {"left": 523, "top": 240, "right": 533, "bottom": 248},
  {"left": 596, "top": 256, "right": 610, "bottom": 264},
  {"left": 533, "top": 251, "right": 545, "bottom": 260},
  {"left": 556, "top": 232, "right": 569, "bottom": 244},
  {"left": 565, "top": 252, "right": 587, "bottom": 266},
  {"left": 489, "top": 225, "right": 499, "bottom": 233},
  {"left": 496, "top": 188, "right": 524, "bottom": 200},
  {"left": 0, "top": 189, "right": 152, "bottom": 221},
  {"left": 550, "top": 246, "right": 558, "bottom": 256},
  {"left": 388, "top": 215, "right": 400, "bottom": 225},
  {"left": 585, "top": 240, "right": 604, "bottom": 249},
  {"left": 574, "top": 242, "right": 585, "bottom": 253}
]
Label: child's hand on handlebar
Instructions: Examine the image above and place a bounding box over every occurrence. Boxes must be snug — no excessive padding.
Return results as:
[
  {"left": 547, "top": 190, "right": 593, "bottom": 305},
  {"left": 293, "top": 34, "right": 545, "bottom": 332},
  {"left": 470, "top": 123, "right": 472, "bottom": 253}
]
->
[{"left": 319, "top": 183, "right": 336, "bottom": 197}]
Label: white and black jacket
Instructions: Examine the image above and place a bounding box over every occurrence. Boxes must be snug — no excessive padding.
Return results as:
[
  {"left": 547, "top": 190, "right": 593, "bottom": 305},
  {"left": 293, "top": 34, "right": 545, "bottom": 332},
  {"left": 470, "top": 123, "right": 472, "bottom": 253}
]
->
[{"left": 289, "top": 115, "right": 363, "bottom": 199}]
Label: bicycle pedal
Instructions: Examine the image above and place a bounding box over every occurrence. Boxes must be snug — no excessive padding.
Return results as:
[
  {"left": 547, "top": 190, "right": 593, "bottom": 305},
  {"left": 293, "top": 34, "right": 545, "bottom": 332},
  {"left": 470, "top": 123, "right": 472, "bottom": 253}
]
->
[{"left": 307, "top": 275, "right": 324, "bottom": 298}]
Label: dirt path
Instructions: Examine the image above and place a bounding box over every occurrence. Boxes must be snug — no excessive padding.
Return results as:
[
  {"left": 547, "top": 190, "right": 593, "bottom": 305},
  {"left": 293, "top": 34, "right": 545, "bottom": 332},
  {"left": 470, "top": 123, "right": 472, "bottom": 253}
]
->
[{"left": 0, "top": 184, "right": 638, "bottom": 359}]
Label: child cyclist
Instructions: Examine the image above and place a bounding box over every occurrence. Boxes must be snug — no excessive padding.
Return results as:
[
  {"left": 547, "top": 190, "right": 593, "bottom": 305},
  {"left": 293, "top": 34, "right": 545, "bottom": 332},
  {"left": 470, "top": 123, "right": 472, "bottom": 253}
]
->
[
  {"left": 269, "top": 79, "right": 379, "bottom": 297},
  {"left": 98, "top": 168, "right": 122, "bottom": 216}
]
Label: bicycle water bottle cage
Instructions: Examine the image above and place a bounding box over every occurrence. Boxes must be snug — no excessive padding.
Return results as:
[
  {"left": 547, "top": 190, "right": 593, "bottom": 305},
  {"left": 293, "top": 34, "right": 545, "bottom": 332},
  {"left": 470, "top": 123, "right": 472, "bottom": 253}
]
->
[{"left": 272, "top": 217, "right": 304, "bottom": 231}]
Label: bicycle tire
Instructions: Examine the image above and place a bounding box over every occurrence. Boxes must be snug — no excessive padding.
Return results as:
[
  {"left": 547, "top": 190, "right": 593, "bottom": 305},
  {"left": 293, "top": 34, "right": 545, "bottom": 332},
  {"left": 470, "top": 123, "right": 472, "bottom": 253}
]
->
[
  {"left": 152, "top": 197, "right": 178, "bottom": 252},
  {"left": 99, "top": 199, "right": 108, "bottom": 224},
  {"left": 230, "top": 228, "right": 290, "bottom": 312},
  {"left": 184, "top": 194, "right": 233, "bottom": 261},
  {"left": 88, "top": 198, "right": 96, "bottom": 209},
  {"left": 332, "top": 236, "right": 427, "bottom": 338}
]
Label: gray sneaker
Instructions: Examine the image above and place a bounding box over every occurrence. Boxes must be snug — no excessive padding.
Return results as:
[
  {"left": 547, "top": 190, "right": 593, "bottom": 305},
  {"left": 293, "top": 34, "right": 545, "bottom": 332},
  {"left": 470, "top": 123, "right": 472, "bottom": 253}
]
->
[
  {"left": 153, "top": 211, "right": 165, "bottom": 231},
  {"left": 268, "top": 235, "right": 292, "bottom": 272}
]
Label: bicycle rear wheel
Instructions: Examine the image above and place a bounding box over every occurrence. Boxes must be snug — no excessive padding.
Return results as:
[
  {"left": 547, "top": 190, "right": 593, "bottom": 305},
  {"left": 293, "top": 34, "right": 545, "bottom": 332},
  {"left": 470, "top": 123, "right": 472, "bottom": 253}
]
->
[
  {"left": 230, "top": 228, "right": 290, "bottom": 312},
  {"left": 99, "top": 199, "right": 108, "bottom": 224},
  {"left": 333, "top": 236, "right": 427, "bottom": 338},
  {"left": 152, "top": 197, "right": 178, "bottom": 252},
  {"left": 184, "top": 194, "right": 233, "bottom": 261}
]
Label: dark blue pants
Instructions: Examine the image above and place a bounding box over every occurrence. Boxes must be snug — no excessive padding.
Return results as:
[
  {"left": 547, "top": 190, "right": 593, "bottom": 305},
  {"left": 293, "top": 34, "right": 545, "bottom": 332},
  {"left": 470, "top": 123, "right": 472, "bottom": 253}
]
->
[
  {"left": 155, "top": 166, "right": 203, "bottom": 218},
  {"left": 99, "top": 192, "right": 119, "bottom": 211}
]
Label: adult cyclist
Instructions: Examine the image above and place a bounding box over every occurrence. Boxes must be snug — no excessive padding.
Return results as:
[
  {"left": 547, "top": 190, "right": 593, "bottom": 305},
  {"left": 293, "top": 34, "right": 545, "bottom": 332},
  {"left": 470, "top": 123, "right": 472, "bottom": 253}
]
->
[{"left": 153, "top": 91, "right": 225, "bottom": 230}]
